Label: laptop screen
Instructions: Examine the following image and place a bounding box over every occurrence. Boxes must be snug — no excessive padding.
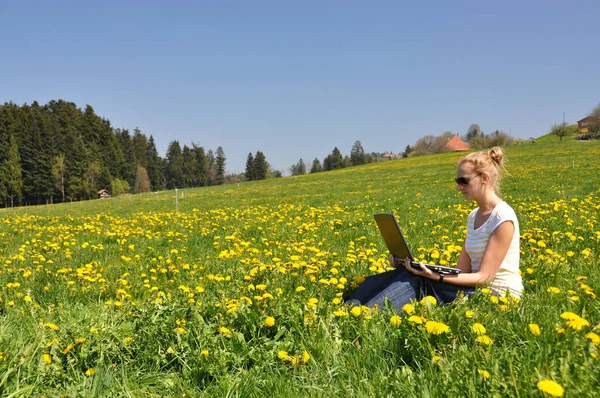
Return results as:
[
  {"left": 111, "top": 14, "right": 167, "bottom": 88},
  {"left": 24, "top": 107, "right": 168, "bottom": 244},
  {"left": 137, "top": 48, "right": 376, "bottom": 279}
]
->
[{"left": 374, "top": 213, "right": 415, "bottom": 261}]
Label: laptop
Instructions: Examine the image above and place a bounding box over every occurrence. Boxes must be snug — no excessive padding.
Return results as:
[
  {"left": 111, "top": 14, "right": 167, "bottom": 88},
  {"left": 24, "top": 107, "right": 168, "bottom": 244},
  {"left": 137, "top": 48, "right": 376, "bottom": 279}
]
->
[{"left": 374, "top": 212, "right": 460, "bottom": 275}]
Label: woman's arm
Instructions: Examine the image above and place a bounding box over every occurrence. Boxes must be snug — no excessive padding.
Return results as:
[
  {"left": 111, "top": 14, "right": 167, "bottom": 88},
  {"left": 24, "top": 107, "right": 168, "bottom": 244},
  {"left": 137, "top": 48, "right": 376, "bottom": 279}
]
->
[{"left": 406, "top": 221, "right": 514, "bottom": 287}]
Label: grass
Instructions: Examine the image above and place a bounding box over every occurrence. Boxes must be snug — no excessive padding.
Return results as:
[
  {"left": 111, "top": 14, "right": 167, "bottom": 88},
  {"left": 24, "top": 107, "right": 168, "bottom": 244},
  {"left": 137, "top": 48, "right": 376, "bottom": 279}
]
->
[{"left": 1, "top": 140, "right": 599, "bottom": 397}]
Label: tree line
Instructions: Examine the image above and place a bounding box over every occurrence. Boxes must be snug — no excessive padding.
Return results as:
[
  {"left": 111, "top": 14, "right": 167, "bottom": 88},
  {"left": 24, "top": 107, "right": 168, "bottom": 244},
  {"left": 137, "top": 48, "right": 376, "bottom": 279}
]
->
[
  {"left": 0, "top": 100, "right": 231, "bottom": 207},
  {"left": 289, "top": 141, "right": 401, "bottom": 176}
]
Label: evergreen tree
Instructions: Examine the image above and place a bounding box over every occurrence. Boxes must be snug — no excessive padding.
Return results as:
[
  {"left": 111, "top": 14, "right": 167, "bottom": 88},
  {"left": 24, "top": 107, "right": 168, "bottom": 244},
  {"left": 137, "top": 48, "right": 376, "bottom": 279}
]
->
[
  {"left": 116, "top": 129, "right": 136, "bottom": 188},
  {"left": 350, "top": 140, "right": 366, "bottom": 166},
  {"left": 245, "top": 152, "right": 255, "bottom": 181},
  {"left": 146, "top": 135, "right": 162, "bottom": 191},
  {"left": 192, "top": 143, "right": 208, "bottom": 187},
  {"left": 165, "top": 140, "right": 183, "bottom": 189},
  {"left": 331, "top": 147, "right": 343, "bottom": 170},
  {"left": 291, "top": 158, "right": 306, "bottom": 176},
  {"left": 182, "top": 145, "right": 197, "bottom": 187},
  {"left": 215, "top": 146, "right": 226, "bottom": 185},
  {"left": 132, "top": 128, "right": 148, "bottom": 168},
  {"left": 322, "top": 155, "right": 332, "bottom": 171},
  {"left": 253, "top": 151, "right": 268, "bottom": 180},
  {"left": 5, "top": 134, "right": 23, "bottom": 206},
  {"left": 310, "top": 157, "right": 321, "bottom": 173}
]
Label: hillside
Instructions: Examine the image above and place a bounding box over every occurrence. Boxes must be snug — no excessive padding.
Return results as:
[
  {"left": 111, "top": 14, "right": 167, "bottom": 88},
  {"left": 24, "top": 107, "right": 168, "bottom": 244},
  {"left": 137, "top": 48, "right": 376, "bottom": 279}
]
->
[{"left": 1, "top": 140, "right": 599, "bottom": 396}]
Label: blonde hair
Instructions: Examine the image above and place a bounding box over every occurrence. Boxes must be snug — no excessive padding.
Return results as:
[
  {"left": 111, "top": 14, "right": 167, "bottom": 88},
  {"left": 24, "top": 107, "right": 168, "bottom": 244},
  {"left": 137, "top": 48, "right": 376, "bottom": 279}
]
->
[{"left": 458, "top": 146, "right": 507, "bottom": 195}]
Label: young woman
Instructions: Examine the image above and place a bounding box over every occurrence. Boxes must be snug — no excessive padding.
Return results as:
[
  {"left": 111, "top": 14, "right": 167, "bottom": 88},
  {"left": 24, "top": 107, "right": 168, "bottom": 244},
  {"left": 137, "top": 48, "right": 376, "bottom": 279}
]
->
[{"left": 347, "top": 147, "right": 523, "bottom": 312}]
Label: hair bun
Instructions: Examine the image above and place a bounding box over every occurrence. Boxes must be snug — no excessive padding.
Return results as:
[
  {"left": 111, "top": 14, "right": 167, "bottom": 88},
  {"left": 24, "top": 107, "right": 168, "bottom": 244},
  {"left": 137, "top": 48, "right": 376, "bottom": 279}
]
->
[{"left": 488, "top": 147, "right": 504, "bottom": 166}]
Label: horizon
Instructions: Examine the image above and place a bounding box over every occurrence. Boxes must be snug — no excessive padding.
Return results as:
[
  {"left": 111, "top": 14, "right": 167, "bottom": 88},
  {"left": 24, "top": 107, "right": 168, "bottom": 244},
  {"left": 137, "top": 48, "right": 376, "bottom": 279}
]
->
[{"left": 1, "top": 1, "right": 599, "bottom": 173}]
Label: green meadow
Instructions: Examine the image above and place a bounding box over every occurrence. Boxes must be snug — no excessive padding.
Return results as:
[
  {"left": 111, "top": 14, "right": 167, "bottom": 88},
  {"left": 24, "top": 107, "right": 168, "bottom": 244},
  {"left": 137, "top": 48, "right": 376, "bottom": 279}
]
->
[{"left": 1, "top": 140, "right": 599, "bottom": 397}]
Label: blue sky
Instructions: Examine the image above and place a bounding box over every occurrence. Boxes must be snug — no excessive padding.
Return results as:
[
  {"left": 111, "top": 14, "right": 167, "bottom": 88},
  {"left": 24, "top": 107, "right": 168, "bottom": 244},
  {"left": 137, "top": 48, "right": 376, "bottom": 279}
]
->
[{"left": 1, "top": 1, "right": 598, "bottom": 173}]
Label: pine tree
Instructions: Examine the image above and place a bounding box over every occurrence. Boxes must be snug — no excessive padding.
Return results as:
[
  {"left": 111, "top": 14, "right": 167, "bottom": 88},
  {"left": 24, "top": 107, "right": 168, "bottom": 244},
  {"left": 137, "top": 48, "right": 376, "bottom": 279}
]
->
[
  {"left": 310, "top": 158, "right": 321, "bottom": 173},
  {"left": 192, "top": 143, "right": 208, "bottom": 187},
  {"left": 331, "top": 147, "right": 343, "bottom": 170},
  {"left": 182, "top": 145, "right": 197, "bottom": 187},
  {"left": 165, "top": 140, "right": 184, "bottom": 189},
  {"left": 245, "top": 152, "right": 255, "bottom": 181},
  {"left": 350, "top": 140, "right": 366, "bottom": 166},
  {"left": 132, "top": 128, "right": 148, "bottom": 168},
  {"left": 146, "top": 135, "right": 162, "bottom": 191},
  {"left": 253, "top": 151, "right": 268, "bottom": 180},
  {"left": 5, "top": 134, "right": 23, "bottom": 206},
  {"left": 216, "top": 146, "right": 226, "bottom": 185}
]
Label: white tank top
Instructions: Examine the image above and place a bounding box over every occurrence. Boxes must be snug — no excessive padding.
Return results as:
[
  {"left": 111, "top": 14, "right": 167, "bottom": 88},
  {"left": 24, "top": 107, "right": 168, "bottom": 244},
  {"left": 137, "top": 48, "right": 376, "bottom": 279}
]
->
[{"left": 465, "top": 201, "right": 523, "bottom": 298}]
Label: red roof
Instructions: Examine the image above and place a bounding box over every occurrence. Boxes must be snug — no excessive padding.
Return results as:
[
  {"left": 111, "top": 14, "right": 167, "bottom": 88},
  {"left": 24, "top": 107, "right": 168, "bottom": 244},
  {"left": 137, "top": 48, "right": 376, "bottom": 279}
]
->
[{"left": 446, "top": 135, "right": 470, "bottom": 151}]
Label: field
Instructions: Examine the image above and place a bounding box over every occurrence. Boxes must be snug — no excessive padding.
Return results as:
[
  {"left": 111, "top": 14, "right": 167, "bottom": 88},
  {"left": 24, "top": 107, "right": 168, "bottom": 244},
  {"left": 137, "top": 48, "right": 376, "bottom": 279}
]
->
[{"left": 1, "top": 140, "right": 599, "bottom": 397}]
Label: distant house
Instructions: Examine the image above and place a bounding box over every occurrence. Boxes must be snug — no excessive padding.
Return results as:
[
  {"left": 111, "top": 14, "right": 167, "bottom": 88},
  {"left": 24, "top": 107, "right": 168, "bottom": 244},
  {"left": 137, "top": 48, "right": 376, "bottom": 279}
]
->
[
  {"left": 577, "top": 116, "right": 590, "bottom": 133},
  {"left": 383, "top": 153, "right": 397, "bottom": 160},
  {"left": 98, "top": 189, "right": 111, "bottom": 199},
  {"left": 446, "top": 135, "right": 470, "bottom": 151}
]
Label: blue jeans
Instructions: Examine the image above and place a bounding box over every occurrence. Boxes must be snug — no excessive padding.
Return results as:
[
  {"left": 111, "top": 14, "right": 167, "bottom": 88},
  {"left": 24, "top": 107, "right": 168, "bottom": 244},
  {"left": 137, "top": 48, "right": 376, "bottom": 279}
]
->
[{"left": 346, "top": 268, "right": 475, "bottom": 313}]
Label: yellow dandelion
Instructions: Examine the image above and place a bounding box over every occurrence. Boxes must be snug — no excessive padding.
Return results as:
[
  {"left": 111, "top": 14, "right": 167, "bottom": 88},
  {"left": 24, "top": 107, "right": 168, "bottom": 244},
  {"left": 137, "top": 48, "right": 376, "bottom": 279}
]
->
[
  {"left": 477, "top": 335, "right": 493, "bottom": 345},
  {"left": 472, "top": 323, "right": 486, "bottom": 335},
  {"left": 200, "top": 349, "right": 209, "bottom": 357},
  {"left": 465, "top": 310, "right": 475, "bottom": 318},
  {"left": 218, "top": 326, "right": 232, "bottom": 337},
  {"left": 547, "top": 287, "right": 560, "bottom": 294},
  {"left": 425, "top": 321, "right": 450, "bottom": 335},
  {"left": 42, "top": 354, "right": 52, "bottom": 364},
  {"left": 537, "top": 379, "right": 564, "bottom": 397},
  {"left": 277, "top": 350, "right": 289, "bottom": 360},
  {"left": 477, "top": 369, "right": 491, "bottom": 380},
  {"left": 44, "top": 323, "right": 59, "bottom": 331},
  {"left": 350, "top": 306, "right": 362, "bottom": 317},
  {"left": 302, "top": 351, "right": 311, "bottom": 363},
  {"left": 402, "top": 303, "right": 415, "bottom": 314},
  {"left": 264, "top": 316, "right": 275, "bottom": 327},
  {"left": 528, "top": 323, "right": 541, "bottom": 336},
  {"left": 123, "top": 337, "right": 133, "bottom": 344},
  {"left": 85, "top": 368, "right": 96, "bottom": 377},
  {"left": 408, "top": 315, "right": 424, "bottom": 325},
  {"left": 420, "top": 296, "right": 437, "bottom": 306},
  {"left": 333, "top": 309, "right": 348, "bottom": 317},
  {"left": 390, "top": 315, "right": 402, "bottom": 326},
  {"left": 584, "top": 332, "right": 600, "bottom": 345}
]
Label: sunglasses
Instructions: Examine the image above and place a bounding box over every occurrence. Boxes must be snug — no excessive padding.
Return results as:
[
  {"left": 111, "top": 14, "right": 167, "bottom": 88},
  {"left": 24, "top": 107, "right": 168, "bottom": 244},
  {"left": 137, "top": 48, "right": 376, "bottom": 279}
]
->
[{"left": 455, "top": 173, "right": 483, "bottom": 186}]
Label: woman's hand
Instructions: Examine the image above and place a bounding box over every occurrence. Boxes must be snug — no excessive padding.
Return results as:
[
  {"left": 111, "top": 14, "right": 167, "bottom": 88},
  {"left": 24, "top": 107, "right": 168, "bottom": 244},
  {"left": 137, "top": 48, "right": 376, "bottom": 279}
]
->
[{"left": 404, "top": 258, "right": 437, "bottom": 279}]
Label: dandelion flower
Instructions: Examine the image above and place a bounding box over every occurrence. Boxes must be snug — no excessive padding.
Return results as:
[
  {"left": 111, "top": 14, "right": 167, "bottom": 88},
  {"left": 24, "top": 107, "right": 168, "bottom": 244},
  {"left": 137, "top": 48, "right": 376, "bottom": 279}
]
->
[
  {"left": 477, "top": 369, "right": 490, "bottom": 380},
  {"left": 390, "top": 315, "right": 402, "bottom": 326},
  {"left": 264, "top": 317, "right": 275, "bottom": 327},
  {"left": 472, "top": 323, "right": 486, "bottom": 335},
  {"left": 537, "top": 379, "right": 564, "bottom": 397},
  {"left": 584, "top": 332, "right": 600, "bottom": 345},
  {"left": 123, "top": 337, "right": 133, "bottom": 344},
  {"left": 302, "top": 351, "right": 310, "bottom": 363},
  {"left": 200, "top": 349, "right": 209, "bottom": 357},
  {"left": 528, "top": 323, "right": 541, "bottom": 336},
  {"left": 42, "top": 354, "right": 52, "bottom": 364},
  {"left": 350, "top": 306, "right": 362, "bottom": 317},
  {"left": 425, "top": 321, "right": 450, "bottom": 335},
  {"left": 477, "top": 335, "right": 493, "bottom": 345},
  {"left": 402, "top": 303, "right": 415, "bottom": 314},
  {"left": 85, "top": 368, "right": 96, "bottom": 377},
  {"left": 420, "top": 296, "right": 437, "bottom": 306},
  {"left": 219, "top": 326, "right": 232, "bottom": 337},
  {"left": 408, "top": 315, "right": 424, "bottom": 325},
  {"left": 465, "top": 310, "right": 474, "bottom": 319},
  {"left": 44, "top": 323, "right": 59, "bottom": 331}
]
